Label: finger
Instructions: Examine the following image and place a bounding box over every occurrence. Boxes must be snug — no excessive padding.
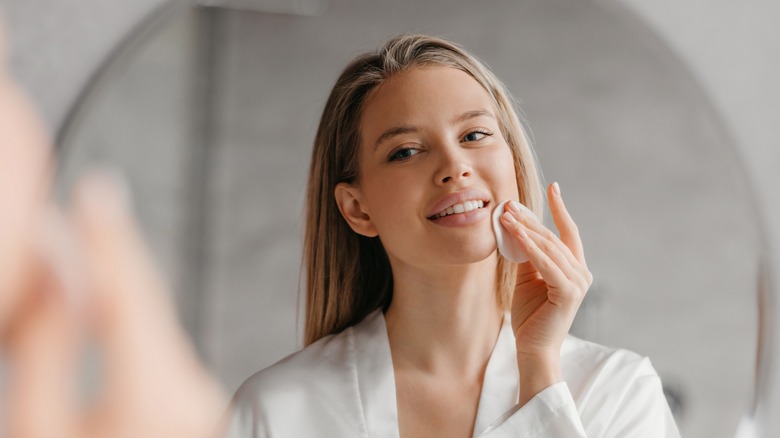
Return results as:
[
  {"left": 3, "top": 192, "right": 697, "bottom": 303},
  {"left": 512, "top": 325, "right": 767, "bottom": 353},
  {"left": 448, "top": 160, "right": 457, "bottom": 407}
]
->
[
  {"left": 547, "top": 182, "right": 586, "bottom": 265},
  {"left": 0, "top": 56, "right": 53, "bottom": 332},
  {"left": 71, "top": 171, "right": 225, "bottom": 436},
  {"left": 4, "top": 211, "right": 81, "bottom": 438},
  {"left": 72, "top": 172, "right": 173, "bottom": 358},
  {"left": 501, "top": 210, "right": 588, "bottom": 292},
  {"left": 503, "top": 201, "right": 582, "bottom": 274},
  {"left": 500, "top": 212, "right": 569, "bottom": 290},
  {"left": 519, "top": 225, "right": 580, "bottom": 284}
]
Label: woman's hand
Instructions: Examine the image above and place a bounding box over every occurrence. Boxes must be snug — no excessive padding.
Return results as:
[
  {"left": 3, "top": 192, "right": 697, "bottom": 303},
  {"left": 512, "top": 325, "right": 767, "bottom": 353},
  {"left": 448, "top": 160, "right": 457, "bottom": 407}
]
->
[
  {"left": 0, "top": 25, "right": 226, "bottom": 437},
  {"left": 0, "top": 55, "right": 51, "bottom": 335},
  {"left": 499, "top": 182, "right": 593, "bottom": 406}
]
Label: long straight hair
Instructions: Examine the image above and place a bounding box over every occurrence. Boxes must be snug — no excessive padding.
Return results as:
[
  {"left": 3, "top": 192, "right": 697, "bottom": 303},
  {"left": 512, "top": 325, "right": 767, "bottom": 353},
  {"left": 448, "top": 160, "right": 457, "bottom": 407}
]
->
[{"left": 303, "top": 34, "right": 544, "bottom": 346}]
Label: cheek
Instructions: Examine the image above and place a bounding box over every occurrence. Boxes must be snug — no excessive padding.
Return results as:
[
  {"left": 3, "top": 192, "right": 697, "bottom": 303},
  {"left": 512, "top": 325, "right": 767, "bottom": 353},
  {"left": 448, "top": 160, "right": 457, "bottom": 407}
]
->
[
  {"left": 480, "top": 145, "right": 520, "bottom": 192},
  {"left": 362, "top": 173, "right": 420, "bottom": 228}
]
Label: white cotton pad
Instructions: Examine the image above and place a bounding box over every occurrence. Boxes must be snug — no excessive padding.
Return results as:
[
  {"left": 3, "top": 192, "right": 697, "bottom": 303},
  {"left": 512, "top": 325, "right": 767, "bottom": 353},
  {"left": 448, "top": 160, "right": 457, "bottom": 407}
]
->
[{"left": 492, "top": 200, "right": 538, "bottom": 263}]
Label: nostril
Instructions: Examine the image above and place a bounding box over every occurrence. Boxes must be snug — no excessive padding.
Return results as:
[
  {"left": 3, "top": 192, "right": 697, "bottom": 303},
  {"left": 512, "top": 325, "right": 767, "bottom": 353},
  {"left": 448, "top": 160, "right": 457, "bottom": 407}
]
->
[{"left": 439, "top": 168, "right": 471, "bottom": 184}]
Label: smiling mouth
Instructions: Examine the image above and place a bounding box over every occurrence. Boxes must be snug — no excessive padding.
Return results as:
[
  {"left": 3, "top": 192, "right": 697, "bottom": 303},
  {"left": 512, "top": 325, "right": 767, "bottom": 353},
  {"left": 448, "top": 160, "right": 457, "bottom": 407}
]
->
[{"left": 428, "top": 200, "right": 489, "bottom": 220}]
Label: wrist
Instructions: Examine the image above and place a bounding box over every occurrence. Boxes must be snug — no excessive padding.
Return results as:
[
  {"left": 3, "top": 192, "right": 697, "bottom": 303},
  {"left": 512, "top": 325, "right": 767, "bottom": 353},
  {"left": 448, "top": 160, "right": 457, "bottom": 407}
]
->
[
  {"left": 517, "top": 349, "right": 560, "bottom": 367},
  {"left": 516, "top": 353, "right": 563, "bottom": 407}
]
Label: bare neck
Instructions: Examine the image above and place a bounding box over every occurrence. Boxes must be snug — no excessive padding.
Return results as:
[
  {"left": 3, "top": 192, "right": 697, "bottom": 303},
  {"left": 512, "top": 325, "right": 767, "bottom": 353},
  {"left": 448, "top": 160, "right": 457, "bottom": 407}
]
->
[{"left": 384, "top": 254, "right": 504, "bottom": 381}]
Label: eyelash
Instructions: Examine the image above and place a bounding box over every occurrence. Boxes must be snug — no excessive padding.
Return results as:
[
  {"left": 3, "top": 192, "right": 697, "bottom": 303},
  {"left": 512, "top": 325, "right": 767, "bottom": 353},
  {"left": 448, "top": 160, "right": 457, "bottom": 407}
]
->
[
  {"left": 462, "top": 128, "right": 493, "bottom": 143},
  {"left": 388, "top": 147, "right": 420, "bottom": 162},
  {"left": 387, "top": 129, "right": 494, "bottom": 162}
]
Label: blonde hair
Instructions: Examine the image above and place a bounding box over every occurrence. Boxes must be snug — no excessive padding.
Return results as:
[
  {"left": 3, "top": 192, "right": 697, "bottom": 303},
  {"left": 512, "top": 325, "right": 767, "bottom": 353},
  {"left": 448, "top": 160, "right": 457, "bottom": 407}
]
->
[{"left": 303, "top": 34, "right": 544, "bottom": 346}]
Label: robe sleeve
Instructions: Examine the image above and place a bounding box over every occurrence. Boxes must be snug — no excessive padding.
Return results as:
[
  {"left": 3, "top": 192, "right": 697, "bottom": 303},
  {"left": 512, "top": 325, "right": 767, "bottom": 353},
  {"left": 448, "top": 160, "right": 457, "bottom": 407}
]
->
[
  {"left": 479, "top": 377, "right": 680, "bottom": 437},
  {"left": 478, "top": 383, "right": 586, "bottom": 437}
]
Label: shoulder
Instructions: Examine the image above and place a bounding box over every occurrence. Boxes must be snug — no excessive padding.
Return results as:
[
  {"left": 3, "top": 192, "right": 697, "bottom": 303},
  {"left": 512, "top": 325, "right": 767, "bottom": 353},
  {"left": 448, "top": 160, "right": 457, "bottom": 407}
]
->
[
  {"left": 558, "top": 337, "right": 680, "bottom": 436},
  {"left": 561, "top": 334, "right": 657, "bottom": 380},
  {"left": 230, "top": 325, "right": 354, "bottom": 411},
  {"left": 225, "top": 312, "right": 385, "bottom": 436},
  {"left": 561, "top": 335, "right": 665, "bottom": 412}
]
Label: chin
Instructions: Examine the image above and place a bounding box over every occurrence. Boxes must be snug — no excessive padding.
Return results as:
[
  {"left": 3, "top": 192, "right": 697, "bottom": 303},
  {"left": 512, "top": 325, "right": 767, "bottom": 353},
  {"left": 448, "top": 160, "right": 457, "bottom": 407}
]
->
[{"left": 436, "top": 241, "right": 499, "bottom": 265}]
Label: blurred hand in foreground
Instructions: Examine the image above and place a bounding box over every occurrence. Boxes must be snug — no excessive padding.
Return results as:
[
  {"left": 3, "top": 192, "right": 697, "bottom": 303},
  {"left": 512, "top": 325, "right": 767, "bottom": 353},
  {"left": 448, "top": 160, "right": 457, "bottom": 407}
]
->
[{"left": 0, "top": 21, "right": 227, "bottom": 438}]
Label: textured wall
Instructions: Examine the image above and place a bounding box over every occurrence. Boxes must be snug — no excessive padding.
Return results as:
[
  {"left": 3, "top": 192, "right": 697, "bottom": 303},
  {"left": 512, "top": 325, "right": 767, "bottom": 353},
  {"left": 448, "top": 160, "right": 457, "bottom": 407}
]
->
[
  {"left": 609, "top": 2, "right": 780, "bottom": 434},
  {"left": 0, "top": 0, "right": 165, "bottom": 130}
]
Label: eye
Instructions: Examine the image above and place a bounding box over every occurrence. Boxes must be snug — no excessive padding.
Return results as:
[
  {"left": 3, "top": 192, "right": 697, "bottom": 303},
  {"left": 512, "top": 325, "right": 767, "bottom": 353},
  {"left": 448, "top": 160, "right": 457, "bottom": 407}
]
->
[
  {"left": 462, "top": 129, "right": 493, "bottom": 143},
  {"left": 388, "top": 147, "right": 420, "bottom": 162}
]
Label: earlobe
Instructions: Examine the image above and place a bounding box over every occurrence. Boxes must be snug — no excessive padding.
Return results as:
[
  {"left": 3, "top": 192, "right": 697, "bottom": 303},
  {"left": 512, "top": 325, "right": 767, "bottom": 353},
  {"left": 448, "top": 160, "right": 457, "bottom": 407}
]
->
[{"left": 334, "top": 183, "right": 378, "bottom": 237}]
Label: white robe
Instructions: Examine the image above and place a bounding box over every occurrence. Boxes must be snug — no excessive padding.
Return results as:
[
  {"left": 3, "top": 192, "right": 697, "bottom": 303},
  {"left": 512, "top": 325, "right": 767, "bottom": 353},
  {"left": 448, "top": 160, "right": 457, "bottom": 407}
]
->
[{"left": 225, "top": 310, "right": 681, "bottom": 437}]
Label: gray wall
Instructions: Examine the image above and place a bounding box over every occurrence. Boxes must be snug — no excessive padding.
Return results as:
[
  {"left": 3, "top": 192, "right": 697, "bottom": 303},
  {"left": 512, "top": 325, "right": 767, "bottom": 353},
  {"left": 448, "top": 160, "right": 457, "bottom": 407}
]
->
[
  {"left": 619, "top": 2, "right": 780, "bottom": 434},
  {"left": 0, "top": 0, "right": 163, "bottom": 131}
]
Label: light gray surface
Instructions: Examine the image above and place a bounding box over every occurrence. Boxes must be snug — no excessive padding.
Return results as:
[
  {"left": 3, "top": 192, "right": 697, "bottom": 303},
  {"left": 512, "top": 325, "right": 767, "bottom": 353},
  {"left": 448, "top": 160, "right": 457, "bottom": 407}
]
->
[
  {"left": 0, "top": 0, "right": 164, "bottom": 131},
  {"left": 610, "top": 4, "right": 780, "bottom": 433},
  {"left": 3, "top": 0, "right": 778, "bottom": 436},
  {"left": 55, "top": 7, "right": 199, "bottom": 311}
]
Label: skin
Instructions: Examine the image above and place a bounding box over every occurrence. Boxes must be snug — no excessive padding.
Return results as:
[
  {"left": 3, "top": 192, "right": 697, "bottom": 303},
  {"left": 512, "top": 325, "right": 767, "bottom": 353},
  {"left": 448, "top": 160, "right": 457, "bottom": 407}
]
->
[
  {"left": 0, "top": 22, "right": 226, "bottom": 438},
  {"left": 335, "top": 66, "right": 592, "bottom": 438}
]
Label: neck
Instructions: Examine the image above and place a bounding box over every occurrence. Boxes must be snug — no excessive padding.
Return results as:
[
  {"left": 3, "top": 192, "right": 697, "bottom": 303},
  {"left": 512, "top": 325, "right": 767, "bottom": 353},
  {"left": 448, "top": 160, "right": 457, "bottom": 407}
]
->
[{"left": 384, "top": 254, "right": 504, "bottom": 380}]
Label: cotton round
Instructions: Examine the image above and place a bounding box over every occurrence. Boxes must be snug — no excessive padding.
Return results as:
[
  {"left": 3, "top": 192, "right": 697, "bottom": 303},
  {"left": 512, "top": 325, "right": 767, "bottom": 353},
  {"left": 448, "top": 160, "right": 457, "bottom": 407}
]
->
[{"left": 492, "top": 200, "right": 539, "bottom": 263}]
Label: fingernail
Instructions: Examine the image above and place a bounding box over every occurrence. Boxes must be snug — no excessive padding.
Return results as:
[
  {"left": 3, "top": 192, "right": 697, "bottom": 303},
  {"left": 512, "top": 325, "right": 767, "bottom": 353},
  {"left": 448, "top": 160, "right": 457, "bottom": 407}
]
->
[
  {"left": 501, "top": 211, "right": 517, "bottom": 224},
  {"left": 507, "top": 201, "right": 521, "bottom": 213},
  {"left": 552, "top": 182, "right": 561, "bottom": 197}
]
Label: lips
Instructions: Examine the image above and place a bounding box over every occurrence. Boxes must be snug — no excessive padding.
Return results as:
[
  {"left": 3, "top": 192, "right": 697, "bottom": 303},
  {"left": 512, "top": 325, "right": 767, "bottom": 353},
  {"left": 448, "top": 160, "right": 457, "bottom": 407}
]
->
[
  {"left": 430, "top": 200, "right": 486, "bottom": 219},
  {"left": 426, "top": 188, "right": 491, "bottom": 220}
]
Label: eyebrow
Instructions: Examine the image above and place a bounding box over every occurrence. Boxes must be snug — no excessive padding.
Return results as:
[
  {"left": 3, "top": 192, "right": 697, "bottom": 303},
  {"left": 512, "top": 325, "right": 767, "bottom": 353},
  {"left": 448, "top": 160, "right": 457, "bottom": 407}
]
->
[
  {"left": 373, "top": 109, "right": 496, "bottom": 150},
  {"left": 373, "top": 125, "right": 419, "bottom": 150},
  {"left": 455, "top": 108, "right": 495, "bottom": 124}
]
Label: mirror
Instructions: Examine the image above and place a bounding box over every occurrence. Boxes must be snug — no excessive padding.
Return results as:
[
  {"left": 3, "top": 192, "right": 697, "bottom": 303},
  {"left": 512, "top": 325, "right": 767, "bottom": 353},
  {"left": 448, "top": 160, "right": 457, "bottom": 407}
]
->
[{"left": 56, "top": 1, "right": 760, "bottom": 436}]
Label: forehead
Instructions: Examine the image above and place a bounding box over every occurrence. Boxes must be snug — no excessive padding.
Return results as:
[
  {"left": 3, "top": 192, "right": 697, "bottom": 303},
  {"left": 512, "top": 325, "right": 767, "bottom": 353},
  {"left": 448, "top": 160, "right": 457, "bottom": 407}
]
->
[{"left": 360, "top": 66, "right": 496, "bottom": 134}]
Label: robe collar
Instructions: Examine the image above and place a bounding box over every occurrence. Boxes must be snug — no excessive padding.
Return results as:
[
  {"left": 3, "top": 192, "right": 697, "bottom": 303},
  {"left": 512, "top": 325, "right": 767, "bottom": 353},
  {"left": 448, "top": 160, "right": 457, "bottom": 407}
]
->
[{"left": 351, "top": 310, "right": 519, "bottom": 438}]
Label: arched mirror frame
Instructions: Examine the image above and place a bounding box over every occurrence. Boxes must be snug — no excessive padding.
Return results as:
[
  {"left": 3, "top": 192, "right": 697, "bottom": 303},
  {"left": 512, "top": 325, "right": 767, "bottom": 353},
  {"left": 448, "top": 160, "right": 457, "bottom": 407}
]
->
[{"left": 54, "top": 0, "right": 774, "bottom": 436}]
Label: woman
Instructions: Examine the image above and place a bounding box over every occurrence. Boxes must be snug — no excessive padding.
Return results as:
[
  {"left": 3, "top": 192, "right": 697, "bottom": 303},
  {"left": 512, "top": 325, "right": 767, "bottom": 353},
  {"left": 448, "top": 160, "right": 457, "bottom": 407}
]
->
[{"left": 227, "top": 34, "right": 680, "bottom": 437}]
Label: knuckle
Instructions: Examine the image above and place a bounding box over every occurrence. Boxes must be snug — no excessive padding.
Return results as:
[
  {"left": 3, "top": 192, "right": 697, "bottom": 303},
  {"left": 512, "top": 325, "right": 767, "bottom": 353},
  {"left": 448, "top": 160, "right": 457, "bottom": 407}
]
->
[
  {"left": 538, "top": 257, "right": 554, "bottom": 272},
  {"left": 571, "top": 282, "right": 587, "bottom": 299},
  {"left": 578, "top": 279, "right": 589, "bottom": 294},
  {"left": 546, "top": 239, "right": 562, "bottom": 255},
  {"left": 538, "top": 239, "right": 555, "bottom": 253},
  {"left": 542, "top": 228, "right": 557, "bottom": 241},
  {"left": 564, "top": 286, "right": 582, "bottom": 301}
]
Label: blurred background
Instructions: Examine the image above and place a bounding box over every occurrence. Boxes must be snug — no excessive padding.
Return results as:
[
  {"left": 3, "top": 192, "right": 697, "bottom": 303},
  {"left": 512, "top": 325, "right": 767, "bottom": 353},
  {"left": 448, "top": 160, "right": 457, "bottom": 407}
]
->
[{"left": 2, "top": 0, "right": 778, "bottom": 437}]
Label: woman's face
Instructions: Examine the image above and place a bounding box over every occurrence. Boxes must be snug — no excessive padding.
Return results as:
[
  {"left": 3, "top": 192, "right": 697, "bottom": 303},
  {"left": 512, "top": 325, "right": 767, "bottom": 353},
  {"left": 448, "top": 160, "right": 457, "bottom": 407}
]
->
[{"left": 337, "top": 66, "right": 520, "bottom": 268}]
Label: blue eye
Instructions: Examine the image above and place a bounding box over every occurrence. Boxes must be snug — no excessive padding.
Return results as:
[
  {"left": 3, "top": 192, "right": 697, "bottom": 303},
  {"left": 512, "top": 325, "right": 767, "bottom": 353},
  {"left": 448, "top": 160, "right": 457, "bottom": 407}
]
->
[
  {"left": 463, "top": 129, "right": 492, "bottom": 142},
  {"left": 388, "top": 147, "right": 420, "bottom": 162}
]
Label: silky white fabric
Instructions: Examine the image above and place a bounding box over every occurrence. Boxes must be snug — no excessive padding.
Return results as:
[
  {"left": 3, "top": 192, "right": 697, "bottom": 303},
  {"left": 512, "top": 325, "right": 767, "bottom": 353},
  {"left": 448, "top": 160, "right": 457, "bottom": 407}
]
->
[{"left": 225, "top": 310, "right": 681, "bottom": 437}]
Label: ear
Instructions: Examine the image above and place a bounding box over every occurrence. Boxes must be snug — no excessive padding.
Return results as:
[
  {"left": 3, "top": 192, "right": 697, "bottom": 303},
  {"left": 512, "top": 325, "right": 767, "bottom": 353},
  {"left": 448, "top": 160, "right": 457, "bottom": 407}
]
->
[{"left": 334, "top": 182, "right": 378, "bottom": 238}]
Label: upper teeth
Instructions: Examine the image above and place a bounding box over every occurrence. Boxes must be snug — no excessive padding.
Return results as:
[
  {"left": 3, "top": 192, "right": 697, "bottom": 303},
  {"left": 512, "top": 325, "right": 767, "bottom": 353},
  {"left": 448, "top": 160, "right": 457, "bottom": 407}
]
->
[{"left": 433, "top": 200, "right": 485, "bottom": 218}]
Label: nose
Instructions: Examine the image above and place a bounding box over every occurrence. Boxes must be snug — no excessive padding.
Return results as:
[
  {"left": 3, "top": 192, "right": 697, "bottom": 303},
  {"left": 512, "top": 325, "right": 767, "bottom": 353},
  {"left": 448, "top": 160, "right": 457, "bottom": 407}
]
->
[{"left": 434, "top": 144, "right": 473, "bottom": 185}]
